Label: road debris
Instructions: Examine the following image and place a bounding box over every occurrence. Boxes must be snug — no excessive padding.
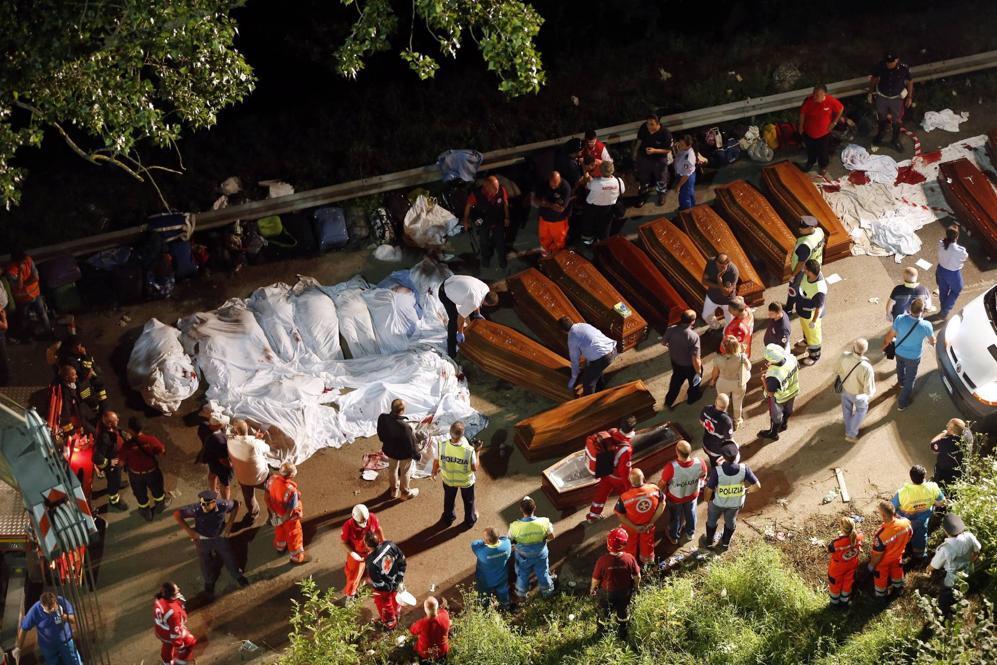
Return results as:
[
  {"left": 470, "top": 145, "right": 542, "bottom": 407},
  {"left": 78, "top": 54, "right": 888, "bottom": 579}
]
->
[{"left": 821, "top": 487, "right": 840, "bottom": 504}]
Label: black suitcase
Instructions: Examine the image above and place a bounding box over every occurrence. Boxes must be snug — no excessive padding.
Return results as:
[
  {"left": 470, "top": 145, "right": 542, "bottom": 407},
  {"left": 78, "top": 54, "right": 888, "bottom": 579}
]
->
[
  {"left": 281, "top": 212, "right": 318, "bottom": 255},
  {"left": 313, "top": 207, "right": 349, "bottom": 252}
]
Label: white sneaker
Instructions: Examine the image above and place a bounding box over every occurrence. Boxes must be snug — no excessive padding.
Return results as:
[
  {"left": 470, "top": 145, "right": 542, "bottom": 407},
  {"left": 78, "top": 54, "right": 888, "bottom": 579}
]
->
[
  {"left": 401, "top": 489, "right": 420, "bottom": 500},
  {"left": 844, "top": 435, "right": 859, "bottom": 443}
]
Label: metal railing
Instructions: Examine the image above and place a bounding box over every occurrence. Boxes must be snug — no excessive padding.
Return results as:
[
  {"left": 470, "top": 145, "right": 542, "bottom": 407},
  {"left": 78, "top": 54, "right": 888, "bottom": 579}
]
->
[{"left": 9, "top": 49, "right": 997, "bottom": 264}]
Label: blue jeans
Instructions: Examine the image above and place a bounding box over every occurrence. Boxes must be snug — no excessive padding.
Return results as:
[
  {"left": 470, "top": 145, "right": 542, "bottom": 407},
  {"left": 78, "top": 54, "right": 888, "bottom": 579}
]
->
[
  {"left": 40, "top": 638, "right": 82, "bottom": 665},
  {"left": 678, "top": 172, "right": 697, "bottom": 210},
  {"left": 902, "top": 511, "right": 932, "bottom": 554},
  {"left": 514, "top": 551, "right": 553, "bottom": 597},
  {"left": 840, "top": 392, "right": 869, "bottom": 438},
  {"left": 477, "top": 578, "right": 510, "bottom": 607},
  {"left": 935, "top": 266, "right": 963, "bottom": 317},
  {"left": 705, "top": 502, "right": 741, "bottom": 546},
  {"left": 18, "top": 296, "right": 51, "bottom": 336},
  {"left": 896, "top": 355, "right": 920, "bottom": 409},
  {"left": 668, "top": 500, "right": 697, "bottom": 540}
]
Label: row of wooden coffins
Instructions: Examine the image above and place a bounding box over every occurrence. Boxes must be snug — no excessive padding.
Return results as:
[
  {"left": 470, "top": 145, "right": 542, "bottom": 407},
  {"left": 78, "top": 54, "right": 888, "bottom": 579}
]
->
[{"left": 938, "top": 130, "right": 997, "bottom": 259}]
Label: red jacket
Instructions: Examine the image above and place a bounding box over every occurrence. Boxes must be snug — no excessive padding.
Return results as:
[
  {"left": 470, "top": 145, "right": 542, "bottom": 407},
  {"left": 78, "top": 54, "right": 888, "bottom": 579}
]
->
[
  {"left": 410, "top": 609, "right": 450, "bottom": 659},
  {"left": 153, "top": 597, "right": 190, "bottom": 644},
  {"left": 120, "top": 433, "right": 165, "bottom": 473}
]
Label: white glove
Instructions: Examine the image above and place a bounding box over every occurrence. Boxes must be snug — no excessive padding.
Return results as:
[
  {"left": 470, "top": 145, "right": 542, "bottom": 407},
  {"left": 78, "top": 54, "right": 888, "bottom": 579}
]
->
[{"left": 11, "top": 646, "right": 21, "bottom": 663}]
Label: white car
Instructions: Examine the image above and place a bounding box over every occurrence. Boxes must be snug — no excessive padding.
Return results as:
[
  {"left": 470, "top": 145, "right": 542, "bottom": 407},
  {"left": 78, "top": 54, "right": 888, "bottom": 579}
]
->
[{"left": 936, "top": 284, "right": 997, "bottom": 433}]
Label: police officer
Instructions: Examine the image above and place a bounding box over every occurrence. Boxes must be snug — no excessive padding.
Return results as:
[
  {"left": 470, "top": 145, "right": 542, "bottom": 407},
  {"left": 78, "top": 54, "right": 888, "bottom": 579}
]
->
[
  {"left": 759, "top": 343, "right": 800, "bottom": 441},
  {"left": 94, "top": 410, "right": 129, "bottom": 512},
  {"left": 785, "top": 216, "right": 825, "bottom": 313},
  {"left": 614, "top": 469, "right": 665, "bottom": 567},
  {"left": 432, "top": 421, "right": 478, "bottom": 528},
  {"left": 702, "top": 443, "right": 761, "bottom": 550},
  {"left": 794, "top": 259, "right": 828, "bottom": 365},
  {"left": 172, "top": 490, "right": 249, "bottom": 595},
  {"left": 509, "top": 496, "right": 555, "bottom": 601},
  {"left": 462, "top": 175, "right": 511, "bottom": 270},
  {"left": 891, "top": 464, "right": 945, "bottom": 561},
  {"left": 869, "top": 52, "right": 913, "bottom": 152},
  {"left": 471, "top": 527, "right": 513, "bottom": 608},
  {"left": 57, "top": 335, "right": 108, "bottom": 410}
]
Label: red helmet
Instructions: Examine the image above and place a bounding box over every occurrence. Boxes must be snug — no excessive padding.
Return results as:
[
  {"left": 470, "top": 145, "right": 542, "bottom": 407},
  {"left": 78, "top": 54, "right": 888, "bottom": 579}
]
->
[{"left": 607, "top": 527, "right": 629, "bottom": 552}]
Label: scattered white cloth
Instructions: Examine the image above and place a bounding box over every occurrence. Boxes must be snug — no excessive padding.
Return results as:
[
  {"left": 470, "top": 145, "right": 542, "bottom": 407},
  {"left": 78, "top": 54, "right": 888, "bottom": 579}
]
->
[
  {"left": 839, "top": 144, "right": 899, "bottom": 184},
  {"left": 861, "top": 212, "right": 924, "bottom": 261},
  {"left": 373, "top": 244, "right": 404, "bottom": 262},
  {"left": 921, "top": 109, "right": 969, "bottom": 133},
  {"left": 126, "top": 319, "right": 199, "bottom": 415},
  {"left": 403, "top": 195, "right": 460, "bottom": 248},
  {"left": 173, "top": 260, "right": 486, "bottom": 465}
]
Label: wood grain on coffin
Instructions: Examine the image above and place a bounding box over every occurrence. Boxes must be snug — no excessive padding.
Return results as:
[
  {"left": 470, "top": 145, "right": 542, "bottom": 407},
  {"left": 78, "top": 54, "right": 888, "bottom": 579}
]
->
[
  {"left": 507, "top": 267, "right": 585, "bottom": 356},
  {"left": 714, "top": 180, "right": 795, "bottom": 282},
  {"left": 513, "top": 380, "right": 657, "bottom": 461},
  {"left": 539, "top": 251, "right": 649, "bottom": 351},
  {"left": 676, "top": 204, "right": 766, "bottom": 306},
  {"left": 460, "top": 319, "right": 577, "bottom": 403},
  {"left": 938, "top": 158, "right": 997, "bottom": 258},
  {"left": 592, "top": 236, "right": 690, "bottom": 332},
  {"left": 540, "top": 421, "right": 690, "bottom": 511},
  {"left": 761, "top": 160, "right": 852, "bottom": 263},
  {"left": 636, "top": 217, "right": 708, "bottom": 311}
]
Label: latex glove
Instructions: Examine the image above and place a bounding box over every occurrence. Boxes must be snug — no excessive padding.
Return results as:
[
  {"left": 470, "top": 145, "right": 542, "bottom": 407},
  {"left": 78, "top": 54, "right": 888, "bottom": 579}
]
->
[
  {"left": 455, "top": 332, "right": 465, "bottom": 344},
  {"left": 11, "top": 647, "right": 20, "bottom": 663},
  {"left": 350, "top": 552, "right": 363, "bottom": 562}
]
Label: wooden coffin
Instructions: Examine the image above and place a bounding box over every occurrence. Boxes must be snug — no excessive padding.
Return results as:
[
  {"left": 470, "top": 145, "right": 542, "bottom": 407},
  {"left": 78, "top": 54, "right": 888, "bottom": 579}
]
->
[
  {"left": 592, "top": 236, "right": 690, "bottom": 332},
  {"left": 676, "top": 205, "right": 766, "bottom": 306},
  {"left": 636, "top": 217, "right": 707, "bottom": 311},
  {"left": 507, "top": 268, "right": 585, "bottom": 356},
  {"left": 460, "top": 320, "right": 576, "bottom": 403},
  {"left": 761, "top": 160, "right": 852, "bottom": 263},
  {"left": 939, "top": 158, "right": 997, "bottom": 259},
  {"left": 714, "top": 180, "right": 795, "bottom": 282},
  {"left": 513, "top": 380, "right": 657, "bottom": 461},
  {"left": 539, "top": 251, "right": 649, "bottom": 351},
  {"left": 541, "top": 421, "right": 690, "bottom": 511}
]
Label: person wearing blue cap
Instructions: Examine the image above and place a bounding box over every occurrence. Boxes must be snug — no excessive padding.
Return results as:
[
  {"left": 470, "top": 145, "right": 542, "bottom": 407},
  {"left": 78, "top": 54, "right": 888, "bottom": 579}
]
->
[
  {"left": 173, "top": 490, "right": 249, "bottom": 595},
  {"left": 471, "top": 527, "right": 512, "bottom": 608}
]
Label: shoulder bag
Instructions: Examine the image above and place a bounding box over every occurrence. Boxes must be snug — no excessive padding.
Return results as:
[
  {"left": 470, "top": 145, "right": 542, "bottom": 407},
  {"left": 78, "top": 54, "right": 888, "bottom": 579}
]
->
[
  {"left": 833, "top": 360, "right": 863, "bottom": 394},
  {"left": 884, "top": 317, "right": 920, "bottom": 360}
]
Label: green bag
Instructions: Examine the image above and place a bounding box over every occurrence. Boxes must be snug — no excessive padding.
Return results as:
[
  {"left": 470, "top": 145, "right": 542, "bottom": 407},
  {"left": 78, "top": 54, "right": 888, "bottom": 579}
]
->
[{"left": 256, "top": 216, "right": 298, "bottom": 248}]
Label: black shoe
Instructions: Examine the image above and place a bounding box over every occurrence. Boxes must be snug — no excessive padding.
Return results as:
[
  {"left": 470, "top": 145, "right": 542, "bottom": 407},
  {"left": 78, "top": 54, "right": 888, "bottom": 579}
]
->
[
  {"left": 237, "top": 576, "right": 250, "bottom": 587},
  {"left": 440, "top": 516, "right": 456, "bottom": 527},
  {"left": 204, "top": 583, "right": 215, "bottom": 595},
  {"left": 872, "top": 134, "right": 884, "bottom": 146},
  {"left": 891, "top": 140, "right": 904, "bottom": 152},
  {"left": 656, "top": 191, "right": 666, "bottom": 206},
  {"left": 634, "top": 198, "right": 646, "bottom": 209},
  {"left": 800, "top": 162, "right": 815, "bottom": 172},
  {"left": 778, "top": 421, "right": 789, "bottom": 433},
  {"left": 758, "top": 429, "right": 780, "bottom": 441},
  {"left": 140, "top": 507, "right": 154, "bottom": 521},
  {"left": 109, "top": 499, "right": 129, "bottom": 512},
  {"left": 153, "top": 497, "right": 171, "bottom": 514}
]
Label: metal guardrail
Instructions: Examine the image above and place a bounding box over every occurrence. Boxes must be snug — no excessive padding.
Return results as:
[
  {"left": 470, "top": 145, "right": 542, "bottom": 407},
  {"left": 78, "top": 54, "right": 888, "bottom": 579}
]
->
[{"left": 10, "top": 49, "right": 997, "bottom": 264}]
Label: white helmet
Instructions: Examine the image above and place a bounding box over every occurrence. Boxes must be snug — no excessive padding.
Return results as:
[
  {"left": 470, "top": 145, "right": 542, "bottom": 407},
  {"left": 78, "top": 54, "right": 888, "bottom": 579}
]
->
[
  {"left": 764, "top": 343, "right": 787, "bottom": 364},
  {"left": 352, "top": 504, "right": 369, "bottom": 525}
]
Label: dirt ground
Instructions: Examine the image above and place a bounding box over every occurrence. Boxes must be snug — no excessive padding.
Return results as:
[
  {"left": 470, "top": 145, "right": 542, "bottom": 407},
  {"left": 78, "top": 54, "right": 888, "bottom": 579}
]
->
[{"left": 5, "top": 109, "right": 996, "bottom": 664}]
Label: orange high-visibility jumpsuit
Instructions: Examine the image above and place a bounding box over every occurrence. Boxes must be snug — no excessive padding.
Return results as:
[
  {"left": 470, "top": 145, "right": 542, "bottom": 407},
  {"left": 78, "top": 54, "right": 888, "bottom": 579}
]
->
[
  {"left": 871, "top": 517, "right": 912, "bottom": 597},
  {"left": 826, "top": 532, "right": 864, "bottom": 605},
  {"left": 615, "top": 483, "right": 663, "bottom": 564},
  {"left": 266, "top": 475, "right": 304, "bottom": 563},
  {"left": 586, "top": 441, "right": 632, "bottom": 520}
]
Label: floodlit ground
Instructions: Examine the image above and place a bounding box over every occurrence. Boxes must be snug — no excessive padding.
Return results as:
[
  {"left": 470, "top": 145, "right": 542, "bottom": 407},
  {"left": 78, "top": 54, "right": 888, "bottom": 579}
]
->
[{"left": 6, "top": 109, "right": 995, "bottom": 664}]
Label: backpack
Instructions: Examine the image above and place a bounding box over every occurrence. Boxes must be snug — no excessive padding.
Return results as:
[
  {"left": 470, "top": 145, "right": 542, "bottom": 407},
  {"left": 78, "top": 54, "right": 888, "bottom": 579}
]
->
[
  {"left": 777, "top": 122, "right": 799, "bottom": 147},
  {"left": 762, "top": 123, "right": 779, "bottom": 150},
  {"left": 704, "top": 127, "right": 724, "bottom": 150},
  {"left": 585, "top": 429, "right": 625, "bottom": 478}
]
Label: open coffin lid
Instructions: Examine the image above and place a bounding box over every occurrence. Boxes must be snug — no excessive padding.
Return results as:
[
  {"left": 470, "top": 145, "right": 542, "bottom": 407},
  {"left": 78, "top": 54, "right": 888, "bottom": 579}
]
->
[{"left": 540, "top": 421, "right": 690, "bottom": 511}]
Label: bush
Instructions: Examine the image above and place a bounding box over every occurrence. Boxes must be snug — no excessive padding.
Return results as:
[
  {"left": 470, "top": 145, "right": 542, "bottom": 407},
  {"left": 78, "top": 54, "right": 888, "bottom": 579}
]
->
[
  {"left": 814, "top": 611, "right": 917, "bottom": 665},
  {"left": 449, "top": 591, "right": 532, "bottom": 665},
  {"left": 946, "top": 433, "right": 997, "bottom": 587},
  {"left": 276, "top": 578, "right": 370, "bottom": 665}
]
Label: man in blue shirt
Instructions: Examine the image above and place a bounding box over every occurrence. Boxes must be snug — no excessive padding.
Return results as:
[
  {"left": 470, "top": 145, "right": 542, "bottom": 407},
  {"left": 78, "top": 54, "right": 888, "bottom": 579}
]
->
[
  {"left": 15, "top": 592, "right": 81, "bottom": 665},
  {"left": 882, "top": 297, "right": 935, "bottom": 411},
  {"left": 173, "top": 490, "right": 250, "bottom": 595},
  {"left": 561, "top": 317, "right": 618, "bottom": 395},
  {"left": 471, "top": 527, "right": 513, "bottom": 607}
]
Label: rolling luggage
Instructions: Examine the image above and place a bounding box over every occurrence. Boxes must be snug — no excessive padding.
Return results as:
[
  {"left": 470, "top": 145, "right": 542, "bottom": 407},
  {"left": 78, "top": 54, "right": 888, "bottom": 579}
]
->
[{"left": 313, "top": 206, "right": 349, "bottom": 252}]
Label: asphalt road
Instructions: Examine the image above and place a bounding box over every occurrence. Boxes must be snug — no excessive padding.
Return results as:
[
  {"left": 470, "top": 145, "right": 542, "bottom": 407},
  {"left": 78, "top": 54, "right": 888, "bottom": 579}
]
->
[{"left": 4, "top": 107, "right": 994, "bottom": 665}]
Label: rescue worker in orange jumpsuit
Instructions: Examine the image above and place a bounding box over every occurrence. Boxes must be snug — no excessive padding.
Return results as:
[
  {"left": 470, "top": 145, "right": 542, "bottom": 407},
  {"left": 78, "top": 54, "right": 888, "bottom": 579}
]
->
[
  {"left": 585, "top": 417, "right": 637, "bottom": 523},
  {"left": 826, "top": 516, "right": 864, "bottom": 608},
  {"left": 867, "top": 500, "right": 913, "bottom": 599},
  {"left": 5, "top": 248, "right": 50, "bottom": 339},
  {"left": 153, "top": 581, "right": 197, "bottom": 665},
  {"left": 266, "top": 462, "right": 305, "bottom": 564},
  {"left": 341, "top": 504, "right": 384, "bottom": 598},
  {"left": 613, "top": 469, "right": 666, "bottom": 567}
]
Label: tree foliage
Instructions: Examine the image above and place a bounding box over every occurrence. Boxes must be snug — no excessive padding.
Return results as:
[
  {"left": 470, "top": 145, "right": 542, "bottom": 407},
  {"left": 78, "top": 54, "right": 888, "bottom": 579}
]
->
[
  {"left": 335, "top": 0, "right": 545, "bottom": 97},
  {"left": 0, "top": 0, "right": 255, "bottom": 210}
]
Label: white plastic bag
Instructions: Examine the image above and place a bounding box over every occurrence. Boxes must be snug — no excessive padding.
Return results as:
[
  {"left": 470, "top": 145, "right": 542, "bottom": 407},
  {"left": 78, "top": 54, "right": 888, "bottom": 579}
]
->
[
  {"left": 373, "top": 244, "right": 404, "bottom": 262},
  {"left": 127, "top": 319, "right": 199, "bottom": 415},
  {"left": 748, "top": 141, "right": 774, "bottom": 163},
  {"left": 403, "top": 195, "right": 459, "bottom": 248}
]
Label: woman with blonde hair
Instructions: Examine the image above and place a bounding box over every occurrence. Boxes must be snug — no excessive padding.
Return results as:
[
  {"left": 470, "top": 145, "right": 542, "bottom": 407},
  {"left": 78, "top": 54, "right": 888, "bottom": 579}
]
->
[
  {"left": 709, "top": 335, "right": 751, "bottom": 429},
  {"left": 826, "top": 516, "right": 864, "bottom": 608}
]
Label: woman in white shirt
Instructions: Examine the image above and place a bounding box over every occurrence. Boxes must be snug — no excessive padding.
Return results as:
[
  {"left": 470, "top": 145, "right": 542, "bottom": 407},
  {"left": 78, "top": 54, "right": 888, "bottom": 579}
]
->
[
  {"left": 936, "top": 225, "right": 969, "bottom": 319},
  {"left": 672, "top": 135, "right": 698, "bottom": 210},
  {"left": 708, "top": 335, "right": 752, "bottom": 430},
  {"left": 580, "top": 161, "right": 624, "bottom": 245}
]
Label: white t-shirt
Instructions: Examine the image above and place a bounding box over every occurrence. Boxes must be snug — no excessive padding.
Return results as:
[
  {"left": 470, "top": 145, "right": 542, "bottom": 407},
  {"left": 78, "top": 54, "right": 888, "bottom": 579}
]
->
[
  {"left": 936, "top": 240, "right": 969, "bottom": 272},
  {"left": 227, "top": 433, "right": 272, "bottom": 486},
  {"left": 442, "top": 275, "right": 491, "bottom": 318},
  {"left": 0, "top": 280, "right": 8, "bottom": 310},
  {"left": 930, "top": 532, "right": 981, "bottom": 586},
  {"left": 585, "top": 176, "right": 624, "bottom": 206},
  {"left": 674, "top": 147, "right": 696, "bottom": 177}
]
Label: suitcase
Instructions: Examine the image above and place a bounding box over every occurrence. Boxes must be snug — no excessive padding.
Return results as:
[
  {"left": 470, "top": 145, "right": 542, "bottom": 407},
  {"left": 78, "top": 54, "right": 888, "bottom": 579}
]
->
[
  {"left": 49, "top": 282, "right": 84, "bottom": 314},
  {"left": 280, "top": 213, "right": 318, "bottom": 255},
  {"left": 39, "top": 255, "right": 82, "bottom": 289},
  {"left": 112, "top": 263, "right": 144, "bottom": 303},
  {"left": 313, "top": 207, "right": 349, "bottom": 252},
  {"left": 168, "top": 239, "right": 198, "bottom": 279}
]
